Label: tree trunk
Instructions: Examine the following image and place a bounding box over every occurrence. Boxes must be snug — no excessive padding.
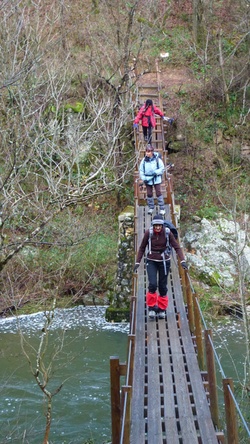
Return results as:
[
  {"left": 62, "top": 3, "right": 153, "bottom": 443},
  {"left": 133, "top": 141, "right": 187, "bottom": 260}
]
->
[
  {"left": 218, "top": 29, "right": 230, "bottom": 104},
  {"left": 43, "top": 396, "right": 52, "bottom": 444},
  {"left": 192, "top": 0, "right": 204, "bottom": 44}
]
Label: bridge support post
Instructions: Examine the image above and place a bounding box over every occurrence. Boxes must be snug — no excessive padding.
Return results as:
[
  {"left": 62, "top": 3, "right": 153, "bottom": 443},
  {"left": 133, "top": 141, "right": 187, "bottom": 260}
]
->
[
  {"left": 120, "top": 385, "right": 132, "bottom": 444},
  {"left": 205, "top": 330, "right": 220, "bottom": 428},
  {"left": 223, "top": 378, "right": 239, "bottom": 444},
  {"left": 193, "top": 293, "right": 205, "bottom": 370},
  {"left": 110, "top": 356, "right": 126, "bottom": 444},
  {"left": 185, "top": 270, "right": 195, "bottom": 333}
]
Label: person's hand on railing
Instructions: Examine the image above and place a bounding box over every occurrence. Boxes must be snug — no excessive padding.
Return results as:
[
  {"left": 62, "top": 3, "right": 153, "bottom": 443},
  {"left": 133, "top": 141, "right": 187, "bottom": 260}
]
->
[
  {"left": 181, "top": 260, "right": 188, "bottom": 270},
  {"left": 133, "top": 123, "right": 139, "bottom": 129},
  {"left": 133, "top": 263, "right": 140, "bottom": 272},
  {"left": 163, "top": 116, "right": 174, "bottom": 124}
]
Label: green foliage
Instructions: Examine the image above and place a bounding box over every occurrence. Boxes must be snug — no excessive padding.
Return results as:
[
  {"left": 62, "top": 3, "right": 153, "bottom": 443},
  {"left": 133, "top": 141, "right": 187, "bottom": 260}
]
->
[
  {"left": 197, "top": 269, "right": 222, "bottom": 287},
  {"left": 105, "top": 306, "right": 130, "bottom": 322},
  {"left": 196, "top": 204, "right": 220, "bottom": 220},
  {"left": 199, "top": 293, "right": 214, "bottom": 312},
  {"left": 12, "top": 208, "right": 120, "bottom": 304},
  {"left": 64, "top": 101, "right": 85, "bottom": 113},
  {"left": 190, "top": 59, "right": 212, "bottom": 79},
  {"left": 176, "top": 89, "right": 188, "bottom": 98},
  {"left": 72, "top": 232, "right": 117, "bottom": 275}
]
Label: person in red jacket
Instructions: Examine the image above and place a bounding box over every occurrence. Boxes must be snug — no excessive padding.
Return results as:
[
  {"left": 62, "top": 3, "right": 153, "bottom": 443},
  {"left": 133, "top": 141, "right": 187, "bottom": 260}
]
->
[
  {"left": 133, "top": 214, "right": 188, "bottom": 320},
  {"left": 133, "top": 99, "right": 173, "bottom": 143}
]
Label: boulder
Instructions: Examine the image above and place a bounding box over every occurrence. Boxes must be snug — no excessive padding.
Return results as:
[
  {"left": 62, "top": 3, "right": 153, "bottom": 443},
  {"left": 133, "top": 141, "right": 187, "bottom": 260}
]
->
[{"left": 183, "top": 216, "right": 250, "bottom": 288}]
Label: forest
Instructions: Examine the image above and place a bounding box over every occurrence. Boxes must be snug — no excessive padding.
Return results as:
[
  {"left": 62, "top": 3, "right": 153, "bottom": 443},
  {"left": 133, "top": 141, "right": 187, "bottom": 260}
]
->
[{"left": 1, "top": 0, "right": 249, "bottom": 313}]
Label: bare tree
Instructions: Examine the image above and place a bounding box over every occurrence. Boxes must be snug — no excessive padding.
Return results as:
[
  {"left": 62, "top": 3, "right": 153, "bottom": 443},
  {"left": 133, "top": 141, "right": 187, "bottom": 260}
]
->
[
  {"left": 19, "top": 301, "right": 65, "bottom": 444},
  {"left": 1, "top": 0, "right": 173, "bottom": 277},
  {"left": 180, "top": 0, "right": 250, "bottom": 115},
  {"left": 0, "top": 1, "right": 139, "bottom": 276}
]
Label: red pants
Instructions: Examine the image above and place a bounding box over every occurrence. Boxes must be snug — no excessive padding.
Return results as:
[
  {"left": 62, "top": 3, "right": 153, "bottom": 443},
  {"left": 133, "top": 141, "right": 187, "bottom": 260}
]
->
[{"left": 146, "top": 291, "right": 168, "bottom": 310}]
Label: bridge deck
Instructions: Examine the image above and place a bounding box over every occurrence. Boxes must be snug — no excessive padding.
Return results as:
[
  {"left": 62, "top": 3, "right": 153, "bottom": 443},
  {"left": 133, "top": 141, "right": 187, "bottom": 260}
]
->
[{"left": 130, "top": 206, "right": 219, "bottom": 443}]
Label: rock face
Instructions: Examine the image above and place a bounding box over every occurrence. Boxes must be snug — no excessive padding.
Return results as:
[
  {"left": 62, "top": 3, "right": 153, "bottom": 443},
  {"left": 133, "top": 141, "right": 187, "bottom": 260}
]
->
[{"left": 182, "top": 216, "right": 250, "bottom": 288}]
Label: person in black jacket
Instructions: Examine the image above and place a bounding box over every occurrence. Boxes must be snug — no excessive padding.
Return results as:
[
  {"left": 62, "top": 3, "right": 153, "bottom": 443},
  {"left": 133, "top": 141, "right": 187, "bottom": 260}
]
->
[{"left": 133, "top": 215, "right": 188, "bottom": 319}]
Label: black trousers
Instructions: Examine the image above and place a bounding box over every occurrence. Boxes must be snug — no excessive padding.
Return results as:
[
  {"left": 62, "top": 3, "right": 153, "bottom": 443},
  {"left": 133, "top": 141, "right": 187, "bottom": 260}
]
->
[
  {"left": 142, "top": 125, "right": 153, "bottom": 143},
  {"left": 146, "top": 259, "right": 170, "bottom": 296}
]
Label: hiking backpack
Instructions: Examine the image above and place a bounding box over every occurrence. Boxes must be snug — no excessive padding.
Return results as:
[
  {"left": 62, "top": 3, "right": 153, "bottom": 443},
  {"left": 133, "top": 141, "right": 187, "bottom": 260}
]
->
[
  {"left": 163, "top": 220, "right": 178, "bottom": 239},
  {"left": 148, "top": 221, "right": 178, "bottom": 255}
]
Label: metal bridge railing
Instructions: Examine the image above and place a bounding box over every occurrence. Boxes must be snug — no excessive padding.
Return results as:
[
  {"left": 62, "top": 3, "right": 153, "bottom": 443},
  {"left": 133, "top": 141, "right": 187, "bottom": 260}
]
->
[{"left": 181, "top": 267, "right": 250, "bottom": 444}]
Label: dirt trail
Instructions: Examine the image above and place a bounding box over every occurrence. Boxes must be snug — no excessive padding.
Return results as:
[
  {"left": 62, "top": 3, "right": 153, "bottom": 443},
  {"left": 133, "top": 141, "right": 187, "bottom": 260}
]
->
[{"left": 137, "top": 66, "right": 197, "bottom": 121}]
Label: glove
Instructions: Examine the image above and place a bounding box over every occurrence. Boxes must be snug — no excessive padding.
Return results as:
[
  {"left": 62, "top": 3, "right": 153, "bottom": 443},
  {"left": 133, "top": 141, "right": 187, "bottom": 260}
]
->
[
  {"left": 133, "top": 123, "right": 139, "bottom": 129},
  {"left": 163, "top": 116, "right": 174, "bottom": 124},
  {"left": 138, "top": 179, "right": 144, "bottom": 189},
  {"left": 133, "top": 263, "right": 140, "bottom": 272},
  {"left": 153, "top": 172, "right": 158, "bottom": 178},
  {"left": 181, "top": 261, "right": 188, "bottom": 270}
]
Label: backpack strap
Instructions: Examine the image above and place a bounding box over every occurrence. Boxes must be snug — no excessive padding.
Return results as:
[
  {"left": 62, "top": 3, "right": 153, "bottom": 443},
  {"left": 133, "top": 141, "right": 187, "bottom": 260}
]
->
[
  {"left": 143, "top": 154, "right": 159, "bottom": 175},
  {"left": 148, "top": 226, "right": 170, "bottom": 254},
  {"left": 148, "top": 226, "right": 153, "bottom": 252}
]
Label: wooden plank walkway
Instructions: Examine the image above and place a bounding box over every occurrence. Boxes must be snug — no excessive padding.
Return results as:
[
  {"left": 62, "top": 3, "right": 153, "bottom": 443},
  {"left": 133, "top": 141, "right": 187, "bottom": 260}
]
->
[
  {"left": 133, "top": 86, "right": 173, "bottom": 208},
  {"left": 130, "top": 206, "right": 219, "bottom": 443}
]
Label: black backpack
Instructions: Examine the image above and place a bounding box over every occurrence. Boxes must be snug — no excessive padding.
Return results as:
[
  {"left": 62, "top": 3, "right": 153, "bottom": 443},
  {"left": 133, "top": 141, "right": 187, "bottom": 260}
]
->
[{"left": 163, "top": 220, "right": 178, "bottom": 239}]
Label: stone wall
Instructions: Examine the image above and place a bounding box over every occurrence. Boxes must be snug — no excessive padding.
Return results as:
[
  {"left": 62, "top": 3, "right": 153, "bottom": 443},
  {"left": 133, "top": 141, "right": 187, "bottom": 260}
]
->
[{"left": 112, "top": 206, "right": 134, "bottom": 308}]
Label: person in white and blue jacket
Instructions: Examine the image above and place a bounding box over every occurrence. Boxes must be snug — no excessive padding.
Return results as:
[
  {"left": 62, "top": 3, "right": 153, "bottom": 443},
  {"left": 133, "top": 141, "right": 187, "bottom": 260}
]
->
[{"left": 139, "top": 145, "right": 165, "bottom": 215}]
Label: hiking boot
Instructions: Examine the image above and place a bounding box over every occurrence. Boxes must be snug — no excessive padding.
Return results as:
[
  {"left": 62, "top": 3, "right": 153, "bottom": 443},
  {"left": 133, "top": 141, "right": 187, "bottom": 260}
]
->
[
  {"left": 148, "top": 209, "right": 153, "bottom": 215},
  {"left": 148, "top": 310, "right": 156, "bottom": 320},
  {"left": 158, "top": 311, "right": 166, "bottom": 319},
  {"left": 144, "top": 136, "right": 148, "bottom": 142},
  {"left": 159, "top": 209, "right": 165, "bottom": 216}
]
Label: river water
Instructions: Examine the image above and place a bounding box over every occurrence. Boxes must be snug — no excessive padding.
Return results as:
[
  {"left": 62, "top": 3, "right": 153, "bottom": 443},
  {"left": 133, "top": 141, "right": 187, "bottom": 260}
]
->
[
  {"left": 0, "top": 306, "right": 129, "bottom": 444},
  {"left": 0, "top": 308, "right": 248, "bottom": 444}
]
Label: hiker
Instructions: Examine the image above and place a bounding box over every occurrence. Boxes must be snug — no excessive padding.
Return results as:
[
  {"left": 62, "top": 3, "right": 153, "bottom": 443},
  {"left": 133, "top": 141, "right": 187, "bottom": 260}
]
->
[
  {"left": 133, "top": 214, "right": 188, "bottom": 319},
  {"left": 139, "top": 145, "right": 165, "bottom": 216},
  {"left": 133, "top": 99, "right": 173, "bottom": 143}
]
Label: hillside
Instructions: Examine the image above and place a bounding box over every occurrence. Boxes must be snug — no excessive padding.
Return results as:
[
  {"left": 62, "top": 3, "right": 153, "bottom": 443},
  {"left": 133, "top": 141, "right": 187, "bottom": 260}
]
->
[{"left": 0, "top": 1, "right": 249, "bottom": 315}]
